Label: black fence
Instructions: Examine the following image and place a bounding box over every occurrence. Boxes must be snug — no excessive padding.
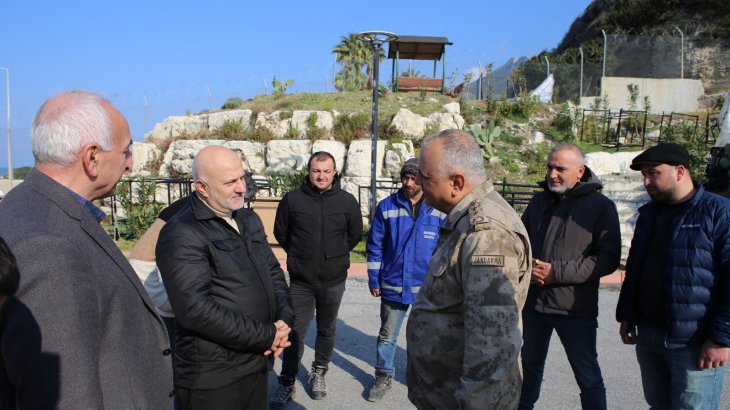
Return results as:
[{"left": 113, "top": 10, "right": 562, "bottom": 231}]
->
[{"left": 114, "top": 176, "right": 540, "bottom": 213}]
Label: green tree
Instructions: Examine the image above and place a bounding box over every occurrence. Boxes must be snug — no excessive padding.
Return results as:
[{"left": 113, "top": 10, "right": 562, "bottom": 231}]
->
[
  {"left": 332, "top": 33, "right": 385, "bottom": 90},
  {"left": 334, "top": 63, "right": 367, "bottom": 92}
]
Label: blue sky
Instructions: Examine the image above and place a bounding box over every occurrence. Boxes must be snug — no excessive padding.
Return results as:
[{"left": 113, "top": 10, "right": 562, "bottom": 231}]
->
[{"left": 0, "top": 0, "right": 593, "bottom": 167}]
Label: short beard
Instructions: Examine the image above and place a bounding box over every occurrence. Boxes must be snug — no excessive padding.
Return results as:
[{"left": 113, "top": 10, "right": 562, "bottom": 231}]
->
[{"left": 547, "top": 184, "right": 568, "bottom": 194}]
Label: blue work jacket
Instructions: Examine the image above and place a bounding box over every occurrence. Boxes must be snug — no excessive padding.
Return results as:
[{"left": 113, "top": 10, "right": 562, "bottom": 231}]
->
[{"left": 367, "top": 190, "right": 446, "bottom": 304}]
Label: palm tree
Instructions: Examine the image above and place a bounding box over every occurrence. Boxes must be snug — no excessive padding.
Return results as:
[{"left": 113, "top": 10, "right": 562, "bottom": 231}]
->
[
  {"left": 401, "top": 67, "right": 425, "bottom": 78},
  {"left": 334, "top": 63, "right": 367, "bottom": 92},
  {"left": 332, "top": 33, "right": 385, "bottom": 90}
]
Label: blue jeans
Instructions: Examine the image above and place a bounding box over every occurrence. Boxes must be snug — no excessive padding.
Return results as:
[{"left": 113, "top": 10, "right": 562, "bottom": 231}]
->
[
  {"left": 375, "top": 299, "right": 409, "bottom": 377},
  {"left": 518, "top": 309, "right": 606, "bottom": 410},
  {"left": 636, "top": 321, "right": 726, "bottom": 410}
]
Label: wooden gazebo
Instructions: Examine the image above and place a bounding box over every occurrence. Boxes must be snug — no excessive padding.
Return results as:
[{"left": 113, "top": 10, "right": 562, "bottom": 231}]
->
[{"left": 388, "top": 35, "right": 452, "bottom": 94}]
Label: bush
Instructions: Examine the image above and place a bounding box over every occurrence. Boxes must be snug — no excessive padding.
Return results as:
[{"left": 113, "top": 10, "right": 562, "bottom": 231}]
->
[
  {"left": 218, "top": 119, "right": 246, "bottom": 140},
  {"left": 116, "top": 179, "right": 163, "bottom": 240},
  {"left": 333, "top": 112, "right": 370, "bottom": 144},
  {"left": 267, "top": 169, "right": 308, "bottom": 196},
  {"left": 222, "top": 97, "right": 244, "bottom": 109}
]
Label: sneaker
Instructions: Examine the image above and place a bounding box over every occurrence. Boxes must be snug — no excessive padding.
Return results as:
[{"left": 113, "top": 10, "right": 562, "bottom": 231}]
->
[
  {"left": 367, "top": 372, "right": 393, "bottom": 402},
  {"left": 271, "top": 376, "right": 295, "bottom": 408},
  {"left": 309, "top": 366, "right": 327, "bottom": 400}
]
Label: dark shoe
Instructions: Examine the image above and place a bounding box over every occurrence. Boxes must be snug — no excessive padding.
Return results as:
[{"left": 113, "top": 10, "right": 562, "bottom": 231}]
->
[
  {"left": 309, "top": 366, "right": 327, "bottom": 400},
  {"left": 367, "top": 372, "right": 393, "bottom": 402},
  {"left": 271, "top": 376, "right": 295, "bottom": 408}
]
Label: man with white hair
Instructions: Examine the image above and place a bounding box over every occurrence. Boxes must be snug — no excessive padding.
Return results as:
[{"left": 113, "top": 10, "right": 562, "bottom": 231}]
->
[
  {"left": 0, "top": 90, "right": 173, "bottom": 408},
  {"left": 406, "top": 129, "right": 532, "bottom": 409}
]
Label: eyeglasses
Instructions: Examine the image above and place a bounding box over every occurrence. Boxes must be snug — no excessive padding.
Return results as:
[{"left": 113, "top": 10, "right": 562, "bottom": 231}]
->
[{"left": 121, "top": 143, "right": 133, "bottom": 158}]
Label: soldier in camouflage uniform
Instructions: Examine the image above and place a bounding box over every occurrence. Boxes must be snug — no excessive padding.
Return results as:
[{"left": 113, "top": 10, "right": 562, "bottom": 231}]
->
[{"left": 406, "top": 129, "right": 532, "bottom": 410}]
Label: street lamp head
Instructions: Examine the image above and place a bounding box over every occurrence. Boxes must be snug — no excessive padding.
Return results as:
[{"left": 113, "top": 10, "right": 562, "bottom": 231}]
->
[{"left": 356, "top": 31, "right": 398, "bottom": 45}]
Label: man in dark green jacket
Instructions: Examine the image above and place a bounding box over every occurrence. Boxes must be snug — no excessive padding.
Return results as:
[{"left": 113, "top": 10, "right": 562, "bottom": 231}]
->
[{"left": 518, "top": 143, "right": 621, "bottom": 410}]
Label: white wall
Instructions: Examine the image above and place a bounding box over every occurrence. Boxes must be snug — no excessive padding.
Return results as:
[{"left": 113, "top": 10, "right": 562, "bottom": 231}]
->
[{"left": 580, "top": 77, "right": 705, "bottom": 113}]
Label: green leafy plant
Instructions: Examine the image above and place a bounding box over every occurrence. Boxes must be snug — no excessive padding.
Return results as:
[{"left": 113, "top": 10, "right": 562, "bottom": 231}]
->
[
  {"left": 267, "top": 169, "right": 308, "bottom": 196},
  {"left": 115, "top": 179, "right": 163, "bottom": 240},
  {"left": 306, "top": 112, "right": 327, "bottom": 140},
  {"left": 218, "top": 119, "right": 246, "bottom": 140},
  {"left": 627, "top": 83, "right": 639, "bottom": 110},
  {"left": 467, "top": 120, "right": 501, "bottom": 159},
  {"left": 272, "top": 77, "right": 294, "bottom": 97},
  {"left": 643, "top": 96, "right": 652, "bottom": 114},
  {"left": 222, "top": 97, "right": 244, "bottom": 109},
  {"left": 333, "top": 112, "right": 369, "bottom": 144}
]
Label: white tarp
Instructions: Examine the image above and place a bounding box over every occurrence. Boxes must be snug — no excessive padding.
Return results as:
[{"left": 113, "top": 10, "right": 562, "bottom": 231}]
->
[{"left": 530, "top": 74, "right": 554, "bottom": 103}]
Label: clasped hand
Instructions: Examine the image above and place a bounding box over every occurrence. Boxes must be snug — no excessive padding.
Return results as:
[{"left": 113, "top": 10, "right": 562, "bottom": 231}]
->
[{"left": 263, "top": 320, "right": 292, "bottom": 358}]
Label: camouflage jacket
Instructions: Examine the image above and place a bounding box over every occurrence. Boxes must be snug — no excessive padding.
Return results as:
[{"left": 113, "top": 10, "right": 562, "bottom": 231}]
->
[{"left": 406, "top": 181, "right": 532, "bottom": 410}]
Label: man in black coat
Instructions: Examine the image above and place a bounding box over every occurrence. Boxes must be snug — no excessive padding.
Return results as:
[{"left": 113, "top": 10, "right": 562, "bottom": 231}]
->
[
  {"left": 518, "top": 143, "right": 621, "bottom": 410},
  {"left": 156, "top": 145, "right": 294, "bottom": 410},
  {"left": 271, "top": 151, "right": 363, "bottom": 406}
]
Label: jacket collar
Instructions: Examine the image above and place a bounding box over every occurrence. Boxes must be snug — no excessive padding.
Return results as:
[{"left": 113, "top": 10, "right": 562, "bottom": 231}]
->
[{"left": 441, "top": 180, "right": 494, "bottom": 231}]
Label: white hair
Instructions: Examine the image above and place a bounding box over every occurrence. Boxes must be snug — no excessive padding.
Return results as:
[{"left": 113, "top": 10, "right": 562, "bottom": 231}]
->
[
  {"left": 31, "top": 90, "right": 113, "bottom": 166},
  {"left": 421, "top": 129, "right": 487, "bottom": 184}
]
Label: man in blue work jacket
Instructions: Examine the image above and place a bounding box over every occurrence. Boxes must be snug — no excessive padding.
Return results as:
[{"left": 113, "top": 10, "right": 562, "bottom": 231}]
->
[{"left": 366, "top": 158, "right": 446, "bottom": 402}]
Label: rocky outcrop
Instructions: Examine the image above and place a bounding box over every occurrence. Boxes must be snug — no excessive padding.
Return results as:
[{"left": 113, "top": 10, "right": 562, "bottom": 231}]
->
[
  {"left": 255, "top": 111, "right": 290, "bottom": 139},
  {"left": 145, "top": 115, "right": 208, "bottom": 145},
  {"left": 131, "top": 143, "right": 162, "bottom": 176},
  {"left": 208, "top": 109, "right": 252, "bottom": 132},
  {"left": 290, "top": 110, "right": 334, "bottom": 138}
]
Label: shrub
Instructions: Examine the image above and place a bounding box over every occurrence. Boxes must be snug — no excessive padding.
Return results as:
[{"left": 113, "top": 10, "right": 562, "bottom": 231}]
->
[
  {"left": 222, "top": 97, "right": 244, "bottom": 109},
  {"left": 218, "top": 119, "right": 246, "bottom": 140},
  {"left": 116, "top": 179, "right": 163, "bottom": 240},
  {"left": 333, "top": 112, "right": 370, "bottom": 144},
  {"left": 267, "top": 169, "right": 308, "bottom": 196},
  {"left": 272, "top": 77, "right": 294, "bottom": 97}
]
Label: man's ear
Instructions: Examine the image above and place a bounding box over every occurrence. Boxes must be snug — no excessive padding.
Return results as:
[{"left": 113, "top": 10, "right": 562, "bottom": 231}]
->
[
  {"left": 194, "top": 180, "right": 208, "bottom": 198},
  {"left": 81, "top": 144, "right": 99, "bottom": 178},
  {"left": 451, "top": 173, "right": 466, "bottom": 196},
  {"left": 676, "top": 165, "right": 688, "bottom": 181}
]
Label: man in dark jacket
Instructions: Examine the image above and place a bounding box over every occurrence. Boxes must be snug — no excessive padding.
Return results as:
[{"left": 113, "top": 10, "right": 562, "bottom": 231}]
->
[
  {"left": 272, "top": 151, "right": 363, "bottom": 406},
  {"left": 519, "top": 143, "right": 621, "bottom": 410},
  {"left": 157, "top": 146, "right": 294, "bottom": 410},
  {"left": 365, "top": 158, "right": 446, "bottom": 402},
  {"left": 0, "top": 91, "right": 173, "bottom": 409},
  {"left": 617, "top": 143, "right": 730, "bottom": 409}
]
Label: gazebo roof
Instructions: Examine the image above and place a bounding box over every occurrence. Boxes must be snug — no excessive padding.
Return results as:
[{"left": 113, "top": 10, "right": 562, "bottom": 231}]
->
[{"left": 387, "top": 36, "right": 452, "bottom": 61}]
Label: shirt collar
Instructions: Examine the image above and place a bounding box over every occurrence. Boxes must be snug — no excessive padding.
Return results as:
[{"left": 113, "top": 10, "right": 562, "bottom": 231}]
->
[{"left": 67, "top": 189, "right": 106, "bottom": 223}]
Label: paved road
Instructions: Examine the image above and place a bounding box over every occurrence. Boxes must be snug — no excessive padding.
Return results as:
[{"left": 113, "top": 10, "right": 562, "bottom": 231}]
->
[{"left": 268, "top": 279, "right": 730, "bottom": 409}]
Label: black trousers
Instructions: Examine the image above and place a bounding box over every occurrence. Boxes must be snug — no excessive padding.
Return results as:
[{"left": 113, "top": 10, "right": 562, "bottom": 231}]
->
[
  {"left": 280, "top": 280, "right": 346, "bottom": 378},
  {"left": 177, "top": 370, "right": 268, "bottom": 410}
]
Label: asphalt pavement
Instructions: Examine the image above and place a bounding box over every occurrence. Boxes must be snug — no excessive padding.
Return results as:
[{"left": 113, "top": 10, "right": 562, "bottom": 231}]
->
[{"left": 268, "top": 279, "right": 730, "bottom": 409}]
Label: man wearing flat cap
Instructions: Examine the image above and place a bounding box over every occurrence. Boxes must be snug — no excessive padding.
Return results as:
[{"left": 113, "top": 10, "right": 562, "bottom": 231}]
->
[
  {"left": 365, "top": 158, "right": 446, "bottom": 402},
  {"left": 617, "top": 142, "right": 730, "bottom": 409}
]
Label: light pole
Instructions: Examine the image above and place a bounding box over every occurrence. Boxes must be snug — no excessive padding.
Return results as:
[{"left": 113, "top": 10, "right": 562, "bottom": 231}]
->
[
  {"left": 0, "top": 67, "right": 11, "bottom": 184},
  {"left": 674, "top": 26, "right": 685, "bottom": 79},
  {"left": 601, "top": 30, "right": 607, "bottom": 97},
  {"left": 356, "top": 30, "right": 398, "bottom": 222}
]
